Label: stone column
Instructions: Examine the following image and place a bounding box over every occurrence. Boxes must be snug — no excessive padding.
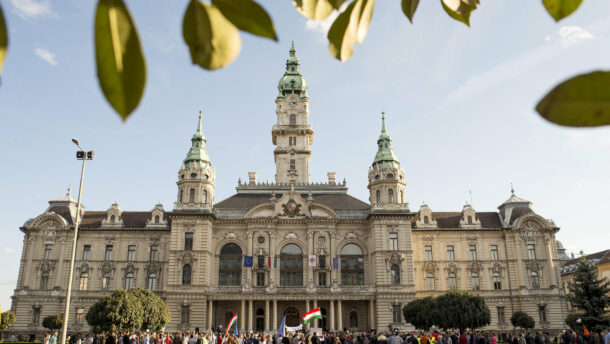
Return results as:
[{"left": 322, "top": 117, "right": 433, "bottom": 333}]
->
[
  {"left": 305, "top": 300, "right": 310, "bottom": 330},
  {"left": 247, "top": 232, "right": 254, "bottom": 286},
  {"left": 329, "top": 300, "right": 335, "bottom": 332},
  {"left": 265, "top": 300, "right": 270, "bottom": 331},
  {"left": 208, "top": 300, "right": 213, "bottom": 331},
  {"left": 241, "top": 300, "right": 246, "bottom": 332},
  {"left": 369, "top": 300, "right": 375, "bottom": 331},
  {"left": 544, "top": 236, "right": 556, "bottom": 288},
  {"left": 337, "top": 300, "right": 343, "bottom": 331},
  {"left": 55, "top": 238, "right": 67, "bottom": 287},
  {"left": 307, "top": 232, "right": 314, "bottom": 285},
  {"left": 270, "top": 232, "right": 277, "bottom": 286},
  {"left": 22, "top": 237, "right": 34, "bottom": 288},
  {"left": 248, "top": 299, "right": 253, "bottom": 331},
  {"left": 273, "top": 299, "right": 278, "bottom": 331},
  {"left": 313, "top": 299, "right": 318, "bottom": 328},
  {"left": 330, "top": 233, "right": 337, "bottom": 283}
]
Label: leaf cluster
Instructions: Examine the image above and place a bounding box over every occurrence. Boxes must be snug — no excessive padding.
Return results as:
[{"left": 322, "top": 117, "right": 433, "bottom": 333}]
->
[
  {"left": 0, "top": 311, "right": 17, "bottom": 331},
  {"left": 42, "top": 313, "right": 64, "bottom": 331},
  {"left": 510, "top": 311, "right": 535, "bottom": 330},
  {"left": 86, "top": 288, "right": 171, "bottom": 333},
  {"left": 565, "top": 257, "right": 610, "bottom": 332},
  {"left": 402, "top": 291, "right": 491, "bottom": 331}
]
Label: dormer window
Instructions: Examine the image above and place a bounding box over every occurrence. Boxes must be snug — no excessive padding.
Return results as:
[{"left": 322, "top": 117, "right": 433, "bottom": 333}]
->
[
  {"left": 387, "top": 174, "right": 394, "bottom": 179},
  {"left": 110, "top": 215, "right": 116, "bottom": 223},
  {"left": 190, "top": 173, "right": 197, "bottom": 178},
  {"left": 467, "top": 215, "right": 473, "bottom": 224},
  {"left": 154, "top": 215, "right": 160, "bottom": 224},
  {"left": 424, "top": 216, "right": 429, "bottom": 224}
]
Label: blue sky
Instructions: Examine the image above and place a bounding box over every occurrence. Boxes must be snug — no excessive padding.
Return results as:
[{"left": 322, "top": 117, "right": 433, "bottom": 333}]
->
[{"left": 1, "top": 0, "right": 610, "bottom": 311}]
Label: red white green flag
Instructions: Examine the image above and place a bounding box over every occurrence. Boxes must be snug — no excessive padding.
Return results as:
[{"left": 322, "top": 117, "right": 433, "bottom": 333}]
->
[
  {"left": 224, "top": 313, "right": 238, "bottom": 338},
  {"left": 301, "top": 308, "right": 322, "bottom": 325}
]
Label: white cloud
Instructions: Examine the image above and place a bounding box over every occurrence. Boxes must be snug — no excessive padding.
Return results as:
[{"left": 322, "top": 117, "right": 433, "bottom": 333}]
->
[
  {"left": 10, "top": 0, "right": 54, "bottom": 19},
  {"left": 558, "top": 26, "right": 594, "bottom": 46},
  {"left": 3, "top": 247, "right": 15, "bottom": 253},
  {"left": 35, "top": 48, "right": 58, "bottom": 66}
]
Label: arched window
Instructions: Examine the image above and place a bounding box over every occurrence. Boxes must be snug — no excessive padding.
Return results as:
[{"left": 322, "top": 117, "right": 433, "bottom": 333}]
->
[
  {"left": 219, "top": 244, "right": 242, "bottom": 286},
  {"left": 148, "top": 273, "right": 157, "bottom": 290},
  {"left": 179, "top": 189, "right": 184, "bottom": 203},
  {"left": 467, "top": 215, "right": 473, "bottom": 224},
  {"left": 390, "top": 264, "right": 400, "bottom": 285},
  {"left": 426, "top": 273, "right": 435, "bottom": 290},
  {"left": 280, "top": 244, "right": 303, "bottom": 286},
  {"left": 110, "top": 215, "right": 116, "bottom": 223},
  {"left": 102, "top": 273, "right": 111, "bottom": 290},
  {"left": 289, "top": 114, "right": 297, "bottom": 125},
  {"left": 448, "top": 273, "right": 457, "bottom": 290},
  {"left": 341, "top": 244, "right": 364, "bottom": 285},
  {"left": 79, "top": 272, "right": 88, "bottom": 291},
  {"left": 349, "top": 311, "right": 358, "bottom": 328},
  {"left": 471, "top": 272, "right": 480, "bottom": 290},
  {"left": 189, "top": 188, "right": 195, "bottom": 203},
  {"left": 376, "top": 190, "right": 381, "bottom": 204},
  {"left": 154, "top": 215, "right": 160, "bottom": 224},
  {"left": 531, "top": 271, "right": 540, "bottom": 289},
  {"left": 182, "top": 264, "right": 192, "bottom": 285},
  {"left": 424, "top": 215, "right": 429, "bottom": 224},
  {"left": 202, "top": 189, "right": 207, "bottom": 203},
  {"left": 125, "top": 272, "right": 134, "bottom": 290},
  {"left": 388, "top": 189, "right": 394, "bottom": 203},
  {"left": 493, "top": 272, "right": 501, "bottom": 290},
  {"left": 40, "top": 272, "right": 49, "bottom": 289}
]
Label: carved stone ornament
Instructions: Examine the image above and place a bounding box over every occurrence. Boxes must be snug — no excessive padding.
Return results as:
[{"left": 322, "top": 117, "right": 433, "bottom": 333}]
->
[
  {"left": 469, "top": 262, "right": 481, "bottom": 273},
  {"left": 101, "top": 262, "right": 115, "bottom": 274},
  {"left": 256, "top": 247, "right": 266, "bottom": 256},
  {"left": 424, "top": 262, "right": 436, "bottom": 274},
  {"left": 387, "top": 252, "right": 402, "bottom": 265},
  {"left": 520, "top": 221, "right": 538, "bottom": 242},
  {"left": 527, "top": 260, "right": 541, "bottom": 272},
  {"left": 492, "top": 262, "right": 502, "bottom": 273},
  {"left": 181, "top": 252, "right": 195, "bottom": 264},
  {"left": 40, "top": 260, "right": 53, "bottom": 273},
  {"left": 447, "top": 263, "right": 458, "bottom": 274},
  {"left": 345, "top": 231, "right": 358, "bottom": 239},
  {"left": 124, "top": 263, "right": 136, "bottom": 274},
  {"left": 79, "top": 262, "right": 90, "bottom": 274},
  {"left": 285, "top": 232, "right": 298, "bottom": 239},
  {"left": 43, "top": 228, "right": 57, "bottom": 240},
  {"left": 105, "top": 235, "right": 117, "bottom": 244},
  {"left": 282, "top": 198, "right": 302, "bottom": 217},
  {"left": 146, "top": 261, "right": 161, "bottom": 274},
  {"left": 224, "top": 232, "right": 238, "bottom": 240},
  {"left": 422, "top": 234, "right": 435, "bottom": 242}
]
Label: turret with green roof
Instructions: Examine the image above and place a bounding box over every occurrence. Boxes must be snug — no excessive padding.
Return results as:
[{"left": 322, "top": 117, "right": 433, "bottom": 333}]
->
[
  {"left": 277, "top": 41, "right": 308, "bottom": 99},
  {"left": 183, "top": 112, "right": 211, "bottom": 169},
  {"left": 372, "top": 112, "right": 401, "bottom": 170}
]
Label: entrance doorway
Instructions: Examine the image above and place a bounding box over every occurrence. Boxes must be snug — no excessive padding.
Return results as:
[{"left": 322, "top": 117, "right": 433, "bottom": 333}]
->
[
  {"left": 284, "top": 307, "right": 300, "bottom": 326},
  {"left": 256, "top": 308, "right": 264, "bottom": 331}
]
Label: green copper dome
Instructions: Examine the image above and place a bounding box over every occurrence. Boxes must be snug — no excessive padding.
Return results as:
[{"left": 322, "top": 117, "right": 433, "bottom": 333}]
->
[
  {"left": 372, "top": 112, "right": 400, "bottom": 170},
  {"left": 183, "top": 112, "right": 211, "bottom": 169},
  {"left": 277, "top": 41, "right": 308, "bottom": 98}
]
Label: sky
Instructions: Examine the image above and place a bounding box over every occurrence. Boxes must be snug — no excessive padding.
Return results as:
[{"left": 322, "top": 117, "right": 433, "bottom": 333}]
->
[{"left": 1, "top": 0, "right": 610, "bottom": 312}]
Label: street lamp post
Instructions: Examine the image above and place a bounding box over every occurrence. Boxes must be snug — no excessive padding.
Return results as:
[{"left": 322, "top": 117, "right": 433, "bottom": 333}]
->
[{"left": 60, "top": 138, "right": 93, "bottom": 344}]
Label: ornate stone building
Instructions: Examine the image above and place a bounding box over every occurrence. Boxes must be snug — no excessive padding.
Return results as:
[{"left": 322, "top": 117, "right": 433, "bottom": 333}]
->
[{"left": 10, "top": 43, "right": 568, "bottom": 336}]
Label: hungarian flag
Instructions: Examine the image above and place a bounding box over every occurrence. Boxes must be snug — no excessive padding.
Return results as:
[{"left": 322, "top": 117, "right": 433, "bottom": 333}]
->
[
  {"left": 301, "top": 308, "right": 322, "bottom": 325},
  {"left": 224, "top": 313, "right": 238, "bottom": 338}
]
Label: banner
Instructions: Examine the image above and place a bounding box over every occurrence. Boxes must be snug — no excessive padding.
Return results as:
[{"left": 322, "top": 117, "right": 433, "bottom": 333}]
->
[
  {"left": 268, "top": 257, "right": 272, "bottom": 268},
  {"left": 308, "top": 255, "right": 317, "bottom": 267},
  {"left": 244, "top": 256, "right": 253, "bottom": 267},
  {"left": 286, "top": 325, "right": 302, "bottom": 332}
]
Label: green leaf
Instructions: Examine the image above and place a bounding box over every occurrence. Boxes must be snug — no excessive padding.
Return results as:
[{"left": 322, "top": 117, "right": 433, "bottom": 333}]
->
[
  {"left": 293, "top": 0, "right": 336, "bottom": 20},
  {"left": 542, "top": 0, "right": 582, "bottom": 22},
  {"left": 95, "top": 0, "right": 146, "bottom": 121},
  {"left": 183, "top": 0, "right": 241, "bottom": 71},
  {"left": 401, "top": 0, "right": 419, "bottom": 23},
  {"left": 0, "top": 3, "right": 8, "bottom": 80},
  {"left": 441, "top": 0, "right": 478, "bottom": 26},
  {"left": 536, "top": 71, "right": 610, "bottom": 127},
  {"left": 327, "top": 0, "right": 375, "bottom": 62},
  {"left": 212, "top": 0, "right": 277, "bottom": 41}
]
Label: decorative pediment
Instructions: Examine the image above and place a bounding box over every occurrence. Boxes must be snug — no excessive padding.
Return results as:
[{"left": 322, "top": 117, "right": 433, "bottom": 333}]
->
[
  {"left": 519, "top": 219, "right": 540, "bottom": 242},
  {"left": 386, "top": 252, "right": 403, "bottom": 265},
  {"left": 492, "top": 262, "right": 502, "bottom": 274},
  {"left": 30, "top": 212, "right": 69, "bottom": 230},
  {"left": 345, "top": 231, "right": 359, "bottom": 239},
  {"left": 180, "top": 251, "right": 196, "bottom": 264},
  {"left": 273, "top": 186, "right": 308, "bottom": 218},
  {"left": 123, "top": 263, "right": 137, "bottom": 274},
  {"left": 424, "top": 262, "right": 437, "bottom": 274},
  {"left": 78, "top": 262, "right": 90, "bottom": 274},
  {"left": 415, "top": 204, "right": 437, "bottom": 228},
  {"left": 446, "top": 263, "right": 458, "bottom": 274},
  {"left": 145, "top": 261, "right": 161, "bottom": 275},
  {"left": 526, "top": 260, "right": 542, "bottom": 272},
  {"left": 469, "top": 262, "right": 482, "bottom": 273},
  {"left": 100, "top": 262, "right": 115, "bottom": 274},
  {"left": 459, "top": 204, "right": 481, "bottom": 229},
  {"left": 38, "top": 260, "right": 54, "bottom": 273},
  {"left": 146, "top": 203, "right": 167, "bottom": 227},
  {"left": 101, "top": 203, "right": 123, "bottom": 228}
]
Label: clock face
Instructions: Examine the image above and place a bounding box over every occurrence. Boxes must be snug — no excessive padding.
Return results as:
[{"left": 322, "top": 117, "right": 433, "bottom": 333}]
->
[{"left": 289, "top": 98, "right": 297, "bottom": 107}]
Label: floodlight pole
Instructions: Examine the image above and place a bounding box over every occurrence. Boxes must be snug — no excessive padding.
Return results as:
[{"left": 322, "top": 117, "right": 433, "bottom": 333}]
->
[{"left": 60, "top": 138, "right": 91, "bottom": 344}]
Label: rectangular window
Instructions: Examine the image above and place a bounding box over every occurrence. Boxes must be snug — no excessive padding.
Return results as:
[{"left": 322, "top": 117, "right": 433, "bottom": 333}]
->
[
  {"left": 180, "top": 305, "right": 190, "bottom": 324},
  {"left": 289, "top": 137, "right": 297, "bottom": 146},
  {"left": 289, "top": 159, "right": 296, "bottom": 170},
  {"left": 538, "top": 305, "right": 547, "bottom": 323},
  {"left": 257, "top": 255, "right": 265, "bottom": 268},
  {"left": 425, "top": 245, "right": 433, "bottom": 261},
  {"left": 75, "top": 308, "right": 84, "bottom": 324},
  {"left": 447, "top": 245, "right": 455, "bottom": 261},
  {"left": 39, "top": 274, "right": 49, "bottom": 289},
  {"left": 256, "top": 272, "right": 265, "bottom": 287},
  {"left": 83, "top": 245, "right": 91, "bottom": 261},
  {"left": 127, "top": 245, "right": 136, "bottom": 261},
  {"left": 105, "top": 245, "right": 113, "bottom": 261},
  {"left": 471, "top": 273, "right": 480, "bottom": 290},
  {"left": 318, "top": 272, "right": 327, "bottom": 286},
  {"left": 44, "top": 244, "right": 53, "bottom": 260},
  {"left": 491, "top": 245, "right": 499, "bottom": 260},
  {"left": 102, "top": 274, "right": 110, "bottom": 290},
  {"left": 426, "top": 274, "right": 435, "bottom": 291},
  {"left": 389, "top": 233, "right": 398, "bottom": 251},
  {"left": 184, "top": 232, "right": 193, "bottom": 251},
  {"left": 32, "top": 307, "right": 41, "bottom": 324},
  {"left": 319, "top": 255, "right": 326, "bottom": 268},
  {"left": 469, "top": 245, "right": 477, "bottom": 260},
  {"left": 497, "top": 307, "right": 505, "bottom": 323},
  {"left": 528, "top": 244, "right": 536, "bottom": 259},
  {"left": 392, "top": 305, "right": 402, "bottom": 323},
  {"left": 150, "top": 245, "right": 159, "bottom": 261}
]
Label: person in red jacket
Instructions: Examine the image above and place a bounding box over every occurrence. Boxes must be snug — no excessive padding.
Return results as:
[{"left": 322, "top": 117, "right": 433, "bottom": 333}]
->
[{"left": 459, "top": 333, "right": 468, "bottom": 344}]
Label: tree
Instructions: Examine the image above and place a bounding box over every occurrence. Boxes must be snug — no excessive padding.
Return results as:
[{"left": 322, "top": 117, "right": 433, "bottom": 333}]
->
[
  {"left": 127, "top": 287, "right": 171, "bottom": 331},
  {"left": 566, "top": 256, "right": 610, "bottom": 332},
  {"left": 564, "top": 314, "right": 585, "bottom": 333},
  {"left": 402, "top": 297, "right": 438, "bottom": 330},
  {"left": 42, "top": 312, "right": 64, "bottom": 331},
  {"left": 1, "top": 310, "right": 17, "bottom": 339},
  {"left": 0, "top": 0, "right": 607, "bottom": 125},
  {"left": 436, "top": 290, "right": 490, "bottom": 331},
  {"left": 86, "top": 289, "right": 145, "bottom": 333},
  {"left": 511, "top": 311, "right": 535, "bottom": 330}
]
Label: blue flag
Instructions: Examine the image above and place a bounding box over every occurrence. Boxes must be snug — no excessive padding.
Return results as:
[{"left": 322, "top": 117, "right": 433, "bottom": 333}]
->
[
  {"left": 244, "top": 256, "right": 253, "bottom": 267},
  {"left": 276, "top": 315, "right": 286, "bottom": 340},
  {"left": 234, "top": 322, "right": 238, "bottom": 336}
]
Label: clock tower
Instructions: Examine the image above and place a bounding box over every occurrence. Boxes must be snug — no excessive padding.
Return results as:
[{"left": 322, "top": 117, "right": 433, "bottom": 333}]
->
[{"left": 272, "top": 41, "right": 313, "bottom": 184}]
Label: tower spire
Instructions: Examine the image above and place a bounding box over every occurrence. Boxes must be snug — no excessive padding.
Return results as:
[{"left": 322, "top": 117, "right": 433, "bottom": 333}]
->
[
  {"left": 381, "top": 111, "right": 387, "bottom": 134},
  {"left": 278, "top": 41, "right": 308, "bottom": 98},
  {"left": 184, "top": 111, "right": 211, "bottom": 168},
  {"left": 372, "top": 111, "right": 399, "bottom": 169}
]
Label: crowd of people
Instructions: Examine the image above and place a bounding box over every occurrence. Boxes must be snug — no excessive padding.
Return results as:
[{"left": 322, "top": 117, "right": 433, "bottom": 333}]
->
[{"left": 6, "top": 328, "right": 610, "bottom": 344}]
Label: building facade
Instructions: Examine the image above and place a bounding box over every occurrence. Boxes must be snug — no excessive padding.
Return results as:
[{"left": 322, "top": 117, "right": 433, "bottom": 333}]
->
[{"left": 10, "top": 43, "right": 568, "bottom": 336}]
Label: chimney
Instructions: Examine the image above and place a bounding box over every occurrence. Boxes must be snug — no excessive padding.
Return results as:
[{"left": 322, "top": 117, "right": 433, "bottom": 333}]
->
[
  {"left": 327, "top": 172, "right": 337, "bottom": 185},
  {"left": 248, "top": 172, "right": 258, "bottom": 185}
]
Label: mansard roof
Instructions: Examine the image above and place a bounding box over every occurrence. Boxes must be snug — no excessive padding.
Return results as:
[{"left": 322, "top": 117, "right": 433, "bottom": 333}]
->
[
  {"left": 214, "top": 192, "right": 370, "bottom": 211},
  {"left": 78, "top": 211, "right": 167, "bottom": 229},
  {"left": 411, "top": 211, "right": 502, "bottom": 229}
]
